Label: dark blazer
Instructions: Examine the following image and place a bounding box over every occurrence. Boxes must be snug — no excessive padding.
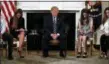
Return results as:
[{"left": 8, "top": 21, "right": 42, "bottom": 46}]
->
[
  {"left": 43, "top": 14, "right": 66, "bottom": 39},
  {"left": 10, "top": 17, "right": 25, "bottom": 30}
]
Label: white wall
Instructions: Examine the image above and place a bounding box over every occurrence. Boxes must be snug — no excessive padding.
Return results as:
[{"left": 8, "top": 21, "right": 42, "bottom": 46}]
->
[{"left": 17, "top": 2, "right": 85, "bottom": 10}]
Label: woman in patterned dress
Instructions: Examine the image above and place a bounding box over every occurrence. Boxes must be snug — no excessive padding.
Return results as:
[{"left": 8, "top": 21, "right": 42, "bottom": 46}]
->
[{"left": 77, "top": 8, "right": 93, "bottom": 58}]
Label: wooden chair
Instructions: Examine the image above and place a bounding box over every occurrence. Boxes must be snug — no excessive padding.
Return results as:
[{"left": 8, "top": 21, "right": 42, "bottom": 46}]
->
[
  {"left": 96, "top": 29, "right": 104, "bottom": 58},
  {"left": 13, "top": 37, "right": 28, "bottom": 56},
  {"left": 49, "top": 39, "right": 60, "bottom": 46},
  {"left": 0, "top": 37, "right": 27, "bottom": 57},
  {"left": 43, "top": 26, "right": 68, "bottom": 57},
  {"left": 0, "top": 38, "right": 8, "bottom": 57},
  {"left": 75, "top": 40, "right": 79, "bottom": 56},
  {"left": 49, "top": 39, "right": 67, "bottom": 57},
  {"left": 87, "top": 36, "right": 94, "bottom": 56},
  {"left": 75, "top": 33, "right": 95, "bottom": 57}
]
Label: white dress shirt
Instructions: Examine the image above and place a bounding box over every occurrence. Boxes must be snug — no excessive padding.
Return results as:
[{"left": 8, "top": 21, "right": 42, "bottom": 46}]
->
[
  {"left": 100, "top": 18, "right": 109, "bottom": 34},
  {"left": 0, "top": 18, "right": 6, "bottom": 35}
]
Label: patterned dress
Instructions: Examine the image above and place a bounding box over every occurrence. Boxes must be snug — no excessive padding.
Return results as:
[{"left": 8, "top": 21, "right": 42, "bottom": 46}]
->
[{"left": 78, "top": 18, "right": 93, "bottom": 38}]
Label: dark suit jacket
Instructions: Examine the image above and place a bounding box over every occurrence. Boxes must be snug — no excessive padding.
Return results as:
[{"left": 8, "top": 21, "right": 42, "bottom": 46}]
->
[{"left": 43, "top": 14, "right": 66, "bottom": 39}]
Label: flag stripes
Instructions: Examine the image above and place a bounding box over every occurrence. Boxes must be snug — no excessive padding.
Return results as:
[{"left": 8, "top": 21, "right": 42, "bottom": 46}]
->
[{"left": 1, "top": 0, "right": 16, "bottom": 32}]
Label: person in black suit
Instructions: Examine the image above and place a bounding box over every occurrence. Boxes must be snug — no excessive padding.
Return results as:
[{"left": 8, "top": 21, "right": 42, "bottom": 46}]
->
[
  {"left": 10, "top": 9, "right": 25, "bottom": 58},
  {"left": 0, "top": 14, "right": 13, "bottom": 60},
  {"left": 42, "top": 6, "right": 66, "bottom": 58}
]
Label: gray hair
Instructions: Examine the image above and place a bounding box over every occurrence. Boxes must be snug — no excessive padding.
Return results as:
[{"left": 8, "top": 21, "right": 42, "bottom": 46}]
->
[{"left": 51, "top": 6, "right": 59, "bottom": 11}]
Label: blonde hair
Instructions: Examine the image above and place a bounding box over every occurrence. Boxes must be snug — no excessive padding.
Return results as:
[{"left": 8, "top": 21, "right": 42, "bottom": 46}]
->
[{"left": 51, "top": 6, "right": 59, "bottom": 11}]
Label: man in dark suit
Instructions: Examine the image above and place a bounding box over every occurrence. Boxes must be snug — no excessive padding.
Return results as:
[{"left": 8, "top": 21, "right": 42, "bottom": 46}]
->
[
  {"left": 0, "top": 15, "right": 13, "bottom": 60},
  {"left": 42, "top": 6, "right": 66, "bottom": 58}
]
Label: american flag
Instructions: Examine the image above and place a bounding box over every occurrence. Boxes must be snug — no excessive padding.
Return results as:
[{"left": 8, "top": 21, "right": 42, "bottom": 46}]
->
[{"left": 1, "top": 0, "right": 16, "bottom": 32}]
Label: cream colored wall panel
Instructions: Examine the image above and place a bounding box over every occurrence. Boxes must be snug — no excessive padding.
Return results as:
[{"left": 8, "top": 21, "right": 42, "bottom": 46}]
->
[
  {"left": 17, "top": 2, "right": 40, "bottom": 10},
  {"left": 39, "top": 2, "right": 63, "bottom": 10}
]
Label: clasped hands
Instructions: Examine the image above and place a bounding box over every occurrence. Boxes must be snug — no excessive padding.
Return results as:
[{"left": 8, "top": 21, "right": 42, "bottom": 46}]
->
[
  {"left": 79, "top": 28, "right": 93, "bottom": 34},
  {"left": 51, "top": 33, "right": 60, "bottom": 40}
]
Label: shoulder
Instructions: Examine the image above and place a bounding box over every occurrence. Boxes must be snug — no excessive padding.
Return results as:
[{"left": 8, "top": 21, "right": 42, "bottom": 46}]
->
[
  {"left": 106, "top": 18, "right": 109, "bottom": 22},
  {"left": 57, "top": 15, "right": 65, "bottom": 22},
  {"left": 104, "top": 19, "right": 109, "bottom": 24},
  {"left": 44, "top": 14, "right": 51, "bottom": 18},
  {"left": 58, "top": 14, "right": 64, "bottom": 19}
]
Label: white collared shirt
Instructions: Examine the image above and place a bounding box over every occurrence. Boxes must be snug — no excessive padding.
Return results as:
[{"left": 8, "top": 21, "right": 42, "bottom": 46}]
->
[
  {"left": 100, "top": 18, "right": 109, "bottom": 34},
  {"left": 0, "top": 18, "right": 6, "bottom": 35}
]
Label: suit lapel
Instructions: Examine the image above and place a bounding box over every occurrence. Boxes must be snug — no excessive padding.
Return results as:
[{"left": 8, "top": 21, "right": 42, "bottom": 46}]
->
[
  {"left": 57, "top": 16, "right": 60, "bottom": 25},
  {"left": 50, "top": 15, "right": 53, "bottom": 26}
]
